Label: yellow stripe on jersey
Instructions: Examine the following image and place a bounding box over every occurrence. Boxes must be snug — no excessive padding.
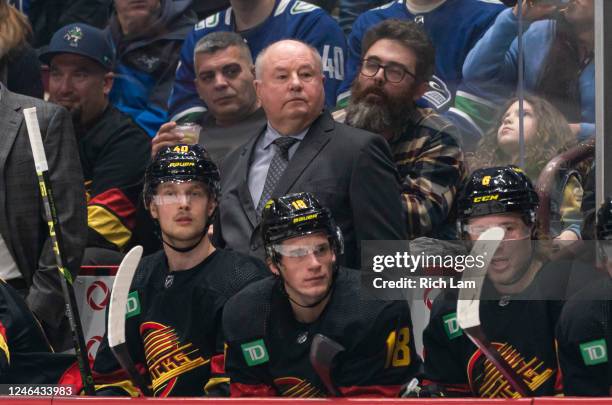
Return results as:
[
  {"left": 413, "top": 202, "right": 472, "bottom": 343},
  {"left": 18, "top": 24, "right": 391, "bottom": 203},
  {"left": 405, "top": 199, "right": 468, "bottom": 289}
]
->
[{"left": 88, "top": 205, "right": 132, "bottom": 249}]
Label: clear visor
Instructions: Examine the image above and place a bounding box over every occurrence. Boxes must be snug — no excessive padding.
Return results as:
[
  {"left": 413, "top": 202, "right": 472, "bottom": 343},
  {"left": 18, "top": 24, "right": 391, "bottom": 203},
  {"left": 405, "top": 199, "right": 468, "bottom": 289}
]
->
[
  {"left": 272, "top": 242, "right": 332, "bottom": 260},
  {"left": 152, "top": 181, "right": 208, "bottom": 205},
  {"left": 462, "top": 223, "right": 530, "bottom": 240}
]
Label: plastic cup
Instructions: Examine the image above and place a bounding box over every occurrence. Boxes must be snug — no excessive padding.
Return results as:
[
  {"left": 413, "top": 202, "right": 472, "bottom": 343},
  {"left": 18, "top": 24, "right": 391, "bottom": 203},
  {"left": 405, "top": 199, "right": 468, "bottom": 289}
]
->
[{"left": 173, "top": 123, "right": 201, "bottom": 145}]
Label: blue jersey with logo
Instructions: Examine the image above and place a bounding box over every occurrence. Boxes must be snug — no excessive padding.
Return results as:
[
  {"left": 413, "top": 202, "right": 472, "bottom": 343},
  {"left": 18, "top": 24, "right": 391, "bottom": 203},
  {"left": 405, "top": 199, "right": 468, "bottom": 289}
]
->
[
  {"left": 169, "top": 0, "right": 347, "bottom": 121},
  {"left": 339, "top": 0, "right": 505, "bottom": 111}
]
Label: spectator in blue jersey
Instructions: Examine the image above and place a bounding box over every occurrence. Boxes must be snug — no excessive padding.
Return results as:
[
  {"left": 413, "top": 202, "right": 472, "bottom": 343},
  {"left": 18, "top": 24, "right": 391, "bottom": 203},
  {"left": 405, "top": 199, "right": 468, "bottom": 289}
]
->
[
  {"left": 168, "top": 0, "right": 346, "bottom": 123},
  {"left": 462, "top": 0, "right": 594, "bottom": 141},
  {"left": 340, "top": 19, "right": 466, "bottom": 239},
  {"left": 151, "top": 32, "right": 265, "bottom": 164},
  {"left": 338, "top": 0, "right": 505, "bottom": 112},
  {"left": 41, "top": 23, "right": 151, "bottom": 265},
  {"left": 106, "top": 0, "right": 196, "bottom": 137},
  {"left": 338, "top": 0, "right": 387, "bottom": 34}
]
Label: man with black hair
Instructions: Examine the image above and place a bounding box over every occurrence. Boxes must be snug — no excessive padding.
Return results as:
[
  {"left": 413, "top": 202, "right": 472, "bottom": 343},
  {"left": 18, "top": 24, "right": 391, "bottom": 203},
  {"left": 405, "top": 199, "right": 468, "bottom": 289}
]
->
[
  {"left": 93, "top": 144, "right": 267, "bottom": 397},
  {"left": 556, "top": 197, "right": 612, "bottom": 396},
  {"left": 223, "top": 192, "right": 420, "bottom": 397},
  {"left": 419, "top": 166, "right": 563, "bottom": 398}
]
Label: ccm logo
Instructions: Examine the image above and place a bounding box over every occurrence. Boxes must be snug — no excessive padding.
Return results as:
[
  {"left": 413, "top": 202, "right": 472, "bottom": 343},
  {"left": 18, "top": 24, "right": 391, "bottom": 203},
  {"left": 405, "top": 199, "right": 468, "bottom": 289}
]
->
[
  {"left": 86, "top": 281, "right": 110, "bottom": 311},
  {"left": 473, "top": 194, "right": 499, "bottom": 203}
]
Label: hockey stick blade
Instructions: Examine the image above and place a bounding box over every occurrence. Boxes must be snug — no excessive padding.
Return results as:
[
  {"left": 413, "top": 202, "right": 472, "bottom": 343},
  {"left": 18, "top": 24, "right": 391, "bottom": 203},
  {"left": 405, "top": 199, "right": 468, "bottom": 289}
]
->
[
  {"left": 108, "top": 245, "right": 151, "bottom": 396},
  {"left": 24, "top": 107, "right": 95, "bottom": 395},
  {"left": 310, "top": 333, "right": 345, "bottom": 396},
  {"left": 456, "top": 226, "right": 531, "bottom": 397}
]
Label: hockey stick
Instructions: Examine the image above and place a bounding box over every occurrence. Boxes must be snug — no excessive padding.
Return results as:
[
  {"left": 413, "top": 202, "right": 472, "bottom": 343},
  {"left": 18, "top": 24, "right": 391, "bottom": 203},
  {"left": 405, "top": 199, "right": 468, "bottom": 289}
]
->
[
  {"left": 310, "top": 333, "right": 345, "bottom": 397},
  {"left": 23, "top": 107, "right": 95, "bottom": 395},
  {"left": 456, "top": 226, "right": 531, "bottom": 397},
  {"left": 107, "top": 245, "right": 152, "bottom": 396}
]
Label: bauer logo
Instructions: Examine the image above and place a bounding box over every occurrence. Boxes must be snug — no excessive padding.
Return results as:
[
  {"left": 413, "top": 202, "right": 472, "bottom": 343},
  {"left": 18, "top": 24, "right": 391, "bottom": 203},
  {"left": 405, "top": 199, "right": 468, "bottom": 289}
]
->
[
  {"left": 241, "top": 339, "right": 269, "bottom": 366},
  {"left": 579, "top": 339, "right": 608, "bottom": 366},
  {"left": 126, "top": 291, "right": 141, "bottom": 319},
  {"left": 443, "top": 313, "right": 463, "bottom": 339}
]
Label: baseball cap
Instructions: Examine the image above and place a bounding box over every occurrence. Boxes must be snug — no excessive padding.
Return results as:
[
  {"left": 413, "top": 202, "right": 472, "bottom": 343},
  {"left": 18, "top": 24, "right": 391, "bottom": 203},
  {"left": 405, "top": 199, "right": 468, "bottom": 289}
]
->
[{"left": 39, "top": 23, "right": 115, "bottom": 71}]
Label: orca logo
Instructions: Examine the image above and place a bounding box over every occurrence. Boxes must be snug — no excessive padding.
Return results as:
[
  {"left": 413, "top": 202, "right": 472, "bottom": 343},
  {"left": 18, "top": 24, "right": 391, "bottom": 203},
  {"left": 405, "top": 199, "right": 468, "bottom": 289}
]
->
[{"left": 86, "top": 281, "right": 110, "bottom": 311}]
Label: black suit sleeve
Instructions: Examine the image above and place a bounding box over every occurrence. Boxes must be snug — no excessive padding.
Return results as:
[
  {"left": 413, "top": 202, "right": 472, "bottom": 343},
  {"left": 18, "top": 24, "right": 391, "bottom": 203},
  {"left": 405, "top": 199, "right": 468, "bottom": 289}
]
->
[{"left": 350, "top": 132, "right": 407, "bottom": 249}]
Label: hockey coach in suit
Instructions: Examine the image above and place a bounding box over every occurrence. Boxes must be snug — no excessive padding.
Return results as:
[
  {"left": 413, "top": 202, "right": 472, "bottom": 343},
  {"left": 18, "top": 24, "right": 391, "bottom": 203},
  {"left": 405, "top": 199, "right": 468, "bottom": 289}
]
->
[{"left": 215, "top": 39, "right": 406, "bottom": 268}]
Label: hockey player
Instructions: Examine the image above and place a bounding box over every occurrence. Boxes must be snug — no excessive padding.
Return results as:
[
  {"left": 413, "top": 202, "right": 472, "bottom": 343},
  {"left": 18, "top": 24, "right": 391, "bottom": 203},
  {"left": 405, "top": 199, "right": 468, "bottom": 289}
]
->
[
  {"left": 168, "top": 0, "right": 346, "bottom": 122},
  {"left": 419, "top": 166, "right": 564, "bottom": 397},
  {"left": 222, "top": 192, "right": 421, "bottom": 397},
  {"left": 92, "top": 144, "right": 268, "bottom": 396},
  {"left": 337, "top": 0, "right": 505, "bottom": 111},
  {"left": 0, "top": 278, "right": 74, "bottom": 383},
  {"left": 556, "top": 197, "right": 612, "bottom": 396}
]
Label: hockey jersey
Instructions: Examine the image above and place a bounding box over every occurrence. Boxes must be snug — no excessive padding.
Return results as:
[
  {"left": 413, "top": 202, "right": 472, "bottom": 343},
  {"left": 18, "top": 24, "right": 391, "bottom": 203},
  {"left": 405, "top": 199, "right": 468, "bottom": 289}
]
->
[
  {"left": 93, "top": 249, "right": 268, "bottom": 396},
  {"left": 168, "top": 0, "right": 347, "bottom": 121},
  {"left": 223, "top": 268, "right": 421, "bottom": 397},
  {"left": 338, "top": 0, "right": 505, "bottom": 111},
  {"left": 0, "top": 279, "right": 74, "bottom": 384},
  {"left": 556, "top": 277, "right": 612, "bottom": 397},
  {"left": 422, "top": 262, "right": 564, "bottom": 398}
]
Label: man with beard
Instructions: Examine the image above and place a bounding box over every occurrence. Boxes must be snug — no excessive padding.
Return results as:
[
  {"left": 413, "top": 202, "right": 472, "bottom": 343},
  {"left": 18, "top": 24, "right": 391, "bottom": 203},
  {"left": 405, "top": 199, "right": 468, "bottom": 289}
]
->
[
  {"left": 342, "top": 19, "right": 466, "bottom": 239},
  {"left": 42, "top": 23, "right": 151, "bottom": 264}
]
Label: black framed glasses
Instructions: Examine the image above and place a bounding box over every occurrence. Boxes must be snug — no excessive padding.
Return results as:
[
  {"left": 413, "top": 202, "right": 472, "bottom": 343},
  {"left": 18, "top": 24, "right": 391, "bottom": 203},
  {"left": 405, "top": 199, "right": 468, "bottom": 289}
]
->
[{"left": 360, "top": 59, "right": 416, "bottom": 83}]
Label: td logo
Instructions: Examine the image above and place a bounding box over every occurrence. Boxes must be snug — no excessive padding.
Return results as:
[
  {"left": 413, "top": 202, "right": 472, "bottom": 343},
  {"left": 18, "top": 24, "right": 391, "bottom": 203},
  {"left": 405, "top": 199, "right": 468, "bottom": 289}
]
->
[
  {"left": 241, "top": 339, "right": 269, "bottom": 366},
  {"left": 580, "top": 339, "right": 608, "bottom": 366},
  {"left": 443, "top": 313, "right": 463, "bottom": 339}
]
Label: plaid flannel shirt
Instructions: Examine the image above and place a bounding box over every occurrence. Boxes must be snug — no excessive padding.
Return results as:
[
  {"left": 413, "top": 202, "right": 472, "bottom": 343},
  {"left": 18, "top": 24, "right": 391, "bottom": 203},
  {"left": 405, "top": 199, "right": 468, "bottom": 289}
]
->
[{"left": 391, "top": 109, "right": 466, "bottom": 239}]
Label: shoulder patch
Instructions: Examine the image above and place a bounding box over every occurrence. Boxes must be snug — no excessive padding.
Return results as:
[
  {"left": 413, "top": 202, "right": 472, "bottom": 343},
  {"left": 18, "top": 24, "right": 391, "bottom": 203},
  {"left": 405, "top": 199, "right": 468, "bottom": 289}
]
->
[
  {"left": 126, "top": 291, "right": 141, "bottom": 319},
  {"left": 291, "top": 1, "right": 319, "bottom": 15},
  {"left": 241, "top": 339, "right": 269, "bottom": 366},
  {"left": 579, "top": 339, "right": 608, "bottom": 366},
  {"left": 442, "top": 312, "right": 463, "bottom": 339},
  {"left": 195, "top": 12, "right": 219, "bottom": 30}
]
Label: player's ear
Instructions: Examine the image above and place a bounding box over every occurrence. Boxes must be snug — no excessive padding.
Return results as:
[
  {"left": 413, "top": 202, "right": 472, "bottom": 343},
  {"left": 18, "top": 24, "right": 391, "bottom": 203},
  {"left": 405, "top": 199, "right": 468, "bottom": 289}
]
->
[
  {"left": 149, "top": 200, "right": 159, "bottom": 219},
  {"left": 267, "top": 258, "right": 280, "bottom": 276}
]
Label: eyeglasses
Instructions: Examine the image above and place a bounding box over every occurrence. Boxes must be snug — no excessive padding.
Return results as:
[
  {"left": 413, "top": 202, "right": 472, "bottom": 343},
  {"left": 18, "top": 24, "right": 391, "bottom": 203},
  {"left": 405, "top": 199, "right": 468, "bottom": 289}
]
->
[
  {"left": 360, "top": 59, "right": 416, "bottom": 83},
  {"left": 272, "top": 242, "right": 332, "bottom": 260}
]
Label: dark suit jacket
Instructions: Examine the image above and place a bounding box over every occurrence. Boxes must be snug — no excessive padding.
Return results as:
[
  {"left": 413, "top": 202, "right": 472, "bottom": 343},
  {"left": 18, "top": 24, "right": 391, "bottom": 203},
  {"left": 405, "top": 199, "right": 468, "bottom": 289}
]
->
[
  {"left": 216, "top": 111, "right": 407, "bottom": 268},
  {"left": 0, "top": 85, "right": 86, "bottom": 345}
]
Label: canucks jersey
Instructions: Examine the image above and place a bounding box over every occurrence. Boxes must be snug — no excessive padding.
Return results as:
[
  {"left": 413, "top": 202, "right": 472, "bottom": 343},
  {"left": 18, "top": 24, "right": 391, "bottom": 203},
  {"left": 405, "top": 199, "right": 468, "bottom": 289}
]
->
[
  {"left": 169, "top": 0, "right": 347, "bottom": 121},
  {"left": 0, "top": 280, "right": 74, "bottom": 384},
  {"left": 422, "top": 264, "right": 564, "bottom": 398},
  {"left": 93, "top": 249, "right": 268, "bottom": 397},
  {"left": 338, "top": 0, "right": 505, "bottom": 111},
  {"left": 556, "top": 277, "right": 612, "bottom": 396},
  {"left": 223, "top": 268, "right": 421, "bottom": 397}
]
